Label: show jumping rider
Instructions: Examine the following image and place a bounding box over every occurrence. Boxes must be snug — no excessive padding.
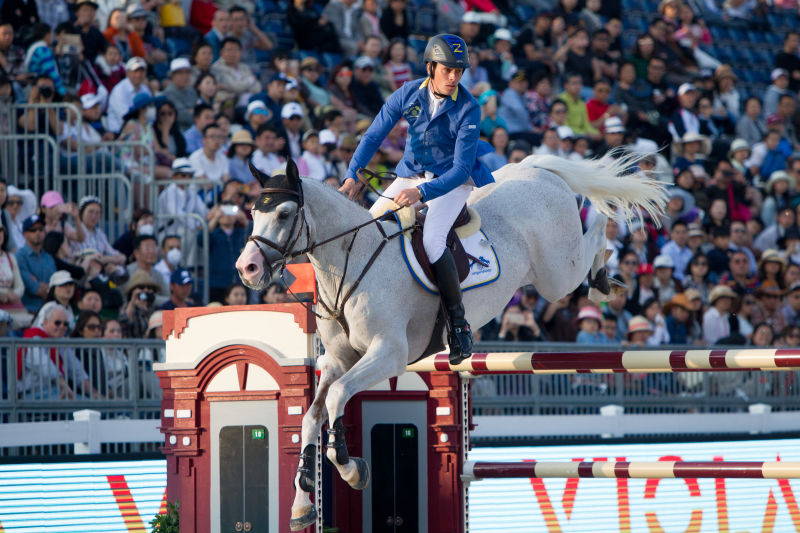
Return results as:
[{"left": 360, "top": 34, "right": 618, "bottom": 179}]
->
[{"left": 340, "top": 34, "right": 495, "bottom": 364}]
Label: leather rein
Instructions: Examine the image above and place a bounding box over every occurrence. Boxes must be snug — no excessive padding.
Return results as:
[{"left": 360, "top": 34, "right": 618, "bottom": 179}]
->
[{"left": 246, "top": 171, "right": 406, "bottom": 336}]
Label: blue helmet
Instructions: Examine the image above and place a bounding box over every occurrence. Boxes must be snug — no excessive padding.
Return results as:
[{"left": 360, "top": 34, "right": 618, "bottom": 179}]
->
[{"left": 423, "top": 34, "right": 471, "bottom": 70}]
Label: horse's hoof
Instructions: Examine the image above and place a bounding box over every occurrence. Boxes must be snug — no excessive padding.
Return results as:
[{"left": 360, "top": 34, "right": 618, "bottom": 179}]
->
[
  {"left": 588, "top": 267, "right": 611, "bottom": 295},
  {"left": 290, "top": 504, "right": 317, "bottom": 531},
  {"left": 348, "top": 457, "right": 371, "bottom": 490}
]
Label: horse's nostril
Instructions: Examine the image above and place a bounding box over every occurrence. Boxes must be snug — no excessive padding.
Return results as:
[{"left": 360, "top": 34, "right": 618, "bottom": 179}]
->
[{"left": 246, "top": 263, "right": 259, "bottom": 274}]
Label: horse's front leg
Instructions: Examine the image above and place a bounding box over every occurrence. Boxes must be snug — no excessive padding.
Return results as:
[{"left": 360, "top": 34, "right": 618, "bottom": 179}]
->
[
  {"left": 324, "top": 335, "right": 408, "bottom": 490},
  {"left": 290, "top": 355, "right": 347, "bottom": 531}
]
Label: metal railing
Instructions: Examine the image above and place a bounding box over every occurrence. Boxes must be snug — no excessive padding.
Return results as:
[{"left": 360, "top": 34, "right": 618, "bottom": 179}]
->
[
  {"left": 155, "top": 212, "right": 210, "bottom": 304},
  {"left": 1, "top": 338, "right": 163, "bottom": 456}
]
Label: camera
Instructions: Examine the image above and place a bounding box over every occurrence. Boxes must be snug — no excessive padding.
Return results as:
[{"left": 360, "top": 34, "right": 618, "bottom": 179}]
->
[
  {"left": 221, "top": 205, "right": 239, "bottom": 216},
  {"left": 38, "top": 86, "right": 54, "bottom": 99},
  {"left": 138, "top": 291, "right": 155, "bottom": 304}
]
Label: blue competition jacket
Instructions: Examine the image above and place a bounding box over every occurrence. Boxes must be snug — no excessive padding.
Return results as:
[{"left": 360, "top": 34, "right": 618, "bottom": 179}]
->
[{"left": 345, "top": 77, "right": 494, "bottom": 201}]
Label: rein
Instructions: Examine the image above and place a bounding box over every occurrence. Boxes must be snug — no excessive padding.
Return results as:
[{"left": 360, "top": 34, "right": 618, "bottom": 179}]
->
[{"left": 247, "top": 171, "right": 409, "bottom": 335}]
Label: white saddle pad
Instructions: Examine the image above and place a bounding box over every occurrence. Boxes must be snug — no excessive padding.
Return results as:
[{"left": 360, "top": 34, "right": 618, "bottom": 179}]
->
[{"left": 395, "top": 219, "right": 501, "bottom": 295}]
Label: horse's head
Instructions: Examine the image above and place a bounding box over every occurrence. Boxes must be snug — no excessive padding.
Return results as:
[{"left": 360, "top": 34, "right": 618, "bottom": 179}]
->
[{"left": 235, "top": 159, "right": 306, "bottom": 290}]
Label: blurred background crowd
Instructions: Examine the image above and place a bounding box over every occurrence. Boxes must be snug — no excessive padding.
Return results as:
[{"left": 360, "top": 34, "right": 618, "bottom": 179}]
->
[{"left": 1, "top": 0, "right": 800, "bottom": 358}]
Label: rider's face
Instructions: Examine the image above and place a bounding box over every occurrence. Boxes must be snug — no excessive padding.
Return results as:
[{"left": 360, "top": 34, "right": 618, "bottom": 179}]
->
[{"left": 430, "top": 63, "right": 464, "bottom": 96}]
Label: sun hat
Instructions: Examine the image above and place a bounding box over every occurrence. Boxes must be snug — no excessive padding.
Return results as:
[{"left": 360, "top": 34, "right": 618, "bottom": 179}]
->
[
  {"left": 663, "top": 293, "right": 691, "bottom": 314},
  {"left": 48, "top": 270, "right": 75, "bottom": 288},
  {"left": 672, "top": 132, "right": 711, "bottom": 156},
  {"left": 124, "top": 93, "right": 154, "bottom": 121},
  {"left": 687, "top": 224, "right": 704, "bottom": 238},
  {"left": 765, "top": 170, "right": 795, "bottom": 194},
  {"left": 757, "top": 248, "right": 787, "bottom": 271},
  {"left": 230, "top": 129, "right": 255, "bottom": 146},
  {"left": 708, "top": 285, "right": 737, "bottom": 305},
  {"left": 684, "top": 288, "right": 702, "bottom": 302},
  {"left": 40, "top": 190, "right": 65, "bottom": 208},
  {"left": 713, "top": 64, "right": 738, "bottom": 82},
  {"left": 171, "top": 157, "right": 193, "bottom": 175},
  {"left": 125, "top": 270, "right": 161, "bottom": 299},
  {"left": 576, "top": 305, "right": 602, "bottom": 325},
  {"left": 604, "top": 116, "right": 625, "bottom": 134},
  {"left": 727, "top": 138, "right": 750, "bottom": 159},
  {"left": 626, "top": 315, "right": 653, "bottom": 338}
]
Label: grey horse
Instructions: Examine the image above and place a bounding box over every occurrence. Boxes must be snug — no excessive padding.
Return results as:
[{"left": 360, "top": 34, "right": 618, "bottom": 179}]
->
[{"left": 235, "top": 154, "right": 666, "bottom": 530}]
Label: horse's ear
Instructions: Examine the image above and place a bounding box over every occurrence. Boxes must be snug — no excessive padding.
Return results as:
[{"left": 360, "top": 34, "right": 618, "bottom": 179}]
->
[
  {"left": 249, "top": 160, "right": 269, "bottom": 188},
  {"left": 286, "top": 158, "right": 300, "bottom": 190}
]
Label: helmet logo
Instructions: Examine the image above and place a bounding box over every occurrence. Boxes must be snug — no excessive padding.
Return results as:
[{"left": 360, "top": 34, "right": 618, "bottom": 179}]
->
[{"left": 442, "top": 35, "right": 465, "bottom": 58}]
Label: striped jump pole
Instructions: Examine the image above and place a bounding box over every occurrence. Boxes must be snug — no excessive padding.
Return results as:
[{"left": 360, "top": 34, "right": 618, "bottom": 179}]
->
[
  {"left": 408, "top": 348, "right": 800, "bottom": 374},
  {"left": 462, "top": 461, "right": 800, "bottom": 481}
]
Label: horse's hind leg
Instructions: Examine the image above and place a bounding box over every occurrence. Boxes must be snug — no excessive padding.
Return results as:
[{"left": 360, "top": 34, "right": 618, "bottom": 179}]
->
[
  {"left": 290, "top": 355, "right": 347, "bottom": 531},
  {"left": 583, "top": 214, "right": 617, "bottom": 303},
  {"left": 324, "top": 336, "right": 408, "bottom": 490}
]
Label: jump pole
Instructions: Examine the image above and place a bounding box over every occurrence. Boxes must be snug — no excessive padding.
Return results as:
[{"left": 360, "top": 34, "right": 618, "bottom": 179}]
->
[
  {"left": 462, "top": 461, "right": 800, "bottom": 481},
  {"left": 407, "top": 348, "right": 800, "bottom": 374}
]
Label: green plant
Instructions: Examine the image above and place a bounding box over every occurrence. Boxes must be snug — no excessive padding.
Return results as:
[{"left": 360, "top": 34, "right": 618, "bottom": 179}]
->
[{"left": 150, "top": 500, "right": 179, "bottom": 533}]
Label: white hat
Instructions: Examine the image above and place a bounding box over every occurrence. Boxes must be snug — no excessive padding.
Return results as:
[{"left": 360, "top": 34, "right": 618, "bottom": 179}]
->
[
  {"left": 556, "top": 125, "right": 575, "bottom": 140},
  {"left": 491, "top": 28, "right": 513, "bottom": 43},
  {"left": 169, "top": 57, "right": 191, "bottom": 74},
  {"left": 80, "top": 92, "right": 102, "bottom": 109},
  {"left": 285, "top": 76, "right": 299, "bottom": 91},
  {"left": 677, "top": 82, "right": 697, "bottom": 96},
  {"left": 354, "top": 56, "right": 374, "bottom": 69},
  {"left": 772, "top": 68, "right": 789, "bottom": 81},
  {"left": 171, "top": 157, "right": 193, "bottom": 175},
  {"left": 653, "top": 254, "right": 674, "bottom": 269},
  {"left": 246, "top": 100, "right": 268, "bottom": 120},
  {"left": 125, "top": 56, "right": 147, "bottom": 71},
  {"left": 319, "top": 128, "right": 337, "bottom": 145},
  {"left": 462, "top": 11, "right": 480, "bottom": 23},
  {"left": 281, "top": 102, "right": 304, "bottom": 120},
  {"left": 49, "top": 270, "right": 75, "bottom": 288},
  {"left": 604, "top": 116, "right": 625, "bottom": 134}
]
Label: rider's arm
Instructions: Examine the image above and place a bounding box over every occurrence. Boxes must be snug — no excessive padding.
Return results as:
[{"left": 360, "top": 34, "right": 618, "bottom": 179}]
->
[
  {"left": 344, "top": 88, "right": 404, "bottom": 182},
  {"left": 416, "top": 103, "right": 481, "bottom": 202}
]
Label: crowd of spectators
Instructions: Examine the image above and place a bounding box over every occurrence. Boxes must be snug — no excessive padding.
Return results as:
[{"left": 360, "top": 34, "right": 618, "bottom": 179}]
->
[{"left": 1, "top": 0, "right": 800, "bottom": 399}]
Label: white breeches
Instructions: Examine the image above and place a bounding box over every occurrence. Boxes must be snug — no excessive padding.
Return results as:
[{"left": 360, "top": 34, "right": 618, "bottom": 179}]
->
[{"left": 369, "top": 175, "right": 472, "bottom": 263}]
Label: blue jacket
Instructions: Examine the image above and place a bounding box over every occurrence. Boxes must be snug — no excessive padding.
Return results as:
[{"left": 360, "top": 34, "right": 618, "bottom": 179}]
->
[
  {"left": 16, "top": 246, "right": 57, "bottom": 312},
  {"left": 346, "top": 77, "right": 494, "bottom": 202}
]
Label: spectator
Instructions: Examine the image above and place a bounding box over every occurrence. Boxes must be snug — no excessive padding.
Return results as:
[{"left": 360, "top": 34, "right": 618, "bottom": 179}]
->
[
  {"left": 252, "top": 124, "right": 284, "bottom": 176},
  {"left": 481, "top": 127, "right": 509, "bottom": 171},
  {"left": 672, "top": 132, "right": 710, "bottom": 175},
  {"left": 534, "top": 127, "right": 562, "bottom": 156},
  {"left": 125, "top": 234, "right": 168, "bottom": 299},
  {"left": 0, "top": 222, "right": 27, "bottom": 326},
  {"left": 189, "top": 42, "right": 214, "bottom": 86},
  {"left": 751, "top": 281, "right": 787, "bottom": 332},
  {"left": 228, "top": 6, "right": 272, "bottom": 66},
  {"left": 287, "top": 0, "right": 341, "bottom": 56},
  {"left": 77, "top": 289, "right": 102, "bottom": 314},
  {"left": 183, "top": 103, "right": 215, "bottom": 154},
  {"left": 585, "top": 78, "right": 620, "bottom": 131},
  {"left": 653, "top": 254, "right": 683, "bottom": 304},
  {"left": 281, "top": 102, "right": 305, "bottom": 160},
  {"left": 205, "top": 201, "right": 246, "bottom": 302},
  {"left": 32, "top": 270, "right": 78, "bottom": 329},
  {"left": 224, "top": 283, "right": 247, "bottom": 305},
  {"left": 661, "top": 220, "right": 692, "bottom": 281},
  {"left": 384, "top": 38, "right": 413, "bottom": 92},
  {"left": 750, "top": 322, "right": 775, "bottom": 346},
  {"left": 558, "top": 72, "right": 599, "bottom": 138},
  {"left": 241, "top": 100, "right": 269, "bottom": 137},
  {"left": 712, "top": 64, "right": 741, "bottom": 123},
  {"left": 595, "top": 115, "right": 626, "bottom": 154},
  {"left": 736, "top": 97, "right": 766, "bottom": 147},
  {"left": 82, "top": 252, "right": 125, "bottom": 318},
  {"left": 2, "top": 0, "right": 39, "bottom": 31},
  {"left": 261, "top": 281, "right": 288, "bottom": 303},
  {"left": 703, "top": 285, "right": 737, "bottom": 344},
  {"left": 575, "top": 305, "right": 608, "bottom": 343},
  {"left": 328, "top": 65, "right": 358, "bottom": 118},
  {"left": 755, "top": 206, "right": 795, "bottom": 253},
  {"left": 69, "top": 309, "right": 107, "bottom": 395},
  {"left": 204, "top": 9, "right": 230, "bottom": 60},
  {"left": 498, "top": 69, "right": 533, "bottom": 139},
  {"left": 498, "top": 286, "right": 545, "bottom": 341},
  {"left": 160, "top": 267, "right": 195, "bottom": 310},
  {"left": 71, "top": 0, "right": 106, "bottom": 64},
  {"left": 119, "top": 269, "right": 159, "bottom": 337},
  {"left": 298, "top": 56, "right": 332, "bottom": 108},
  {"left": 297, "top": 130, "right": 329, "bottom": 181},
  {"left": 112, "top": 208, "right": 153, "bottom": 261},
  {"left": 526, "top": 72, "right": 552, "bottom": 135},
  {"left": 24, "top": 23, "right": 66, "bottom": 96},
  {"left": 103, "top": 8, "right": 145, "bottom": 62},
  {"left": 781, "top": 281, "right": 800, "bottom": 326},
  {"left": 119, "top": 93, "right": 172, "bottom": 179},
  {"left": 211, "top": 37, "right": 262, "bottom": 107},
  {"left": 39, "top": 191, "right": 84, "bottom": 248},
  {"left": 352, "top": 56, "right": 384, "bottom": 118},
  {"left": 775, "top": 31, "right": 800, "bottom": 93},
  {"left": 19, "top": 302, "right": 91, "bottom": 399},
  {"left": 764, "top": 69, "right": 791, "bottom": 118},
  {"left": 96, "top": 43, "right": 126, "bottom": 93},
  {"left": 153, "top": 234, "right": 182, "bottom": 285},
  {"left": 107, "top": 56, "right": 151, "bottom": 134},
  {"left": 323, "top": 0, "right": 362, "bottom": 57},
  {"left": 153, "top": 99, "right": 188, "bottom": 165},
  {"left": 74, "top": 196, "right": 126, "bottom": 266},
  {"left": 162, "top": 57, "right": 197, "bottom": 131},
  {"left": 190, "top": 123, "right": 230, "bottom": 196},
  {"left": 626, "top": 315, "right": 654, "bottom": 346},
  {"left": 101, "top": 317, "right": 128, "bottom": 397},
  {"left": 16, "top": 215, "right": 57, "bottom": 313},
  {"left": 668, "top": 83, "right": 702, "bottom": 140},
  {"left": 758, "top": 249, "right": 787, "bottom": 289},
  {"left": 227, "top": 129, "right": 256, "bottom": 183},
  {"left": 664, "top": 292, "right": 691, "bottom": 344},
  {"left": 157, "top": 157, "right": 208, "bottom": 242},
  {"left": 643, "top": 296, "right": 670, "bottom": 345},
  {"left": 42, "top": 231, "right": 85, "bottom": 281},
  {"left": 729, "top": 219, "right": 757, "bottom": 274},
  {"left": 761, "top": 170, "right": 795, "bottom": 227}
]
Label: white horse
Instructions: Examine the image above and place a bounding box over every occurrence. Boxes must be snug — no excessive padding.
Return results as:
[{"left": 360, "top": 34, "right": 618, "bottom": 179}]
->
[{"left": 235, "top": 154, "right": 666, "bottom": 531}]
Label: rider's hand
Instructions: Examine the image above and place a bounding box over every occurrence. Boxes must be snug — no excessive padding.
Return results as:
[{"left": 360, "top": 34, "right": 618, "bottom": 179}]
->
[
  {"left": 394, "top": 187, "right": 422, "bottom": 207},
  {"left": 339, "top": 178, "right": 360, "bottom": 200}
]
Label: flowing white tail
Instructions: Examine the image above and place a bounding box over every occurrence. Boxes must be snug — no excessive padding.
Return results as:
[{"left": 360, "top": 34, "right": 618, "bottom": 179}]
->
[{"left": 521, "top": 153, "right": 669, "bottom": 224}]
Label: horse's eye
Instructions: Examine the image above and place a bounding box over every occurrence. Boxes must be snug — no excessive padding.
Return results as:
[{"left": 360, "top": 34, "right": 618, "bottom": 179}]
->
[{"left": 277, "top": 210, "right": 290, "bottom": 221}]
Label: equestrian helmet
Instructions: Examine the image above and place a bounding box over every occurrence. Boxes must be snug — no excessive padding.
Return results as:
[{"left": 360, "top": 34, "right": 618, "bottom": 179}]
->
[{"left": 423, "top": 34, "right": 471, "bottom": 70}]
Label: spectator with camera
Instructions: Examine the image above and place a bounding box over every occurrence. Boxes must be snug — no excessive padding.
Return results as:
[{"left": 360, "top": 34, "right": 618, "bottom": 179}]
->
[
  {"left": 205, "top": 200, "right": 247, "bottom": 303},
  {"left": 124, "top": 234, "right": 168, "bottom": 303},
  {"left": 119, "top": 269, "right": 159, "bottom": 337}
]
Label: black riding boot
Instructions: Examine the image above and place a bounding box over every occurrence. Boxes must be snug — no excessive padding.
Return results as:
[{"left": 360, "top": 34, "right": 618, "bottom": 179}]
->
[{"left": 431, "top": 248, "right": 473, "bottom": 365}]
